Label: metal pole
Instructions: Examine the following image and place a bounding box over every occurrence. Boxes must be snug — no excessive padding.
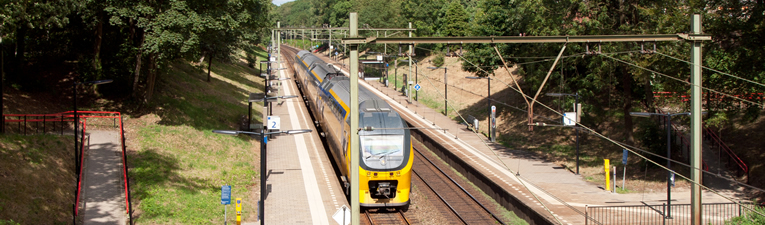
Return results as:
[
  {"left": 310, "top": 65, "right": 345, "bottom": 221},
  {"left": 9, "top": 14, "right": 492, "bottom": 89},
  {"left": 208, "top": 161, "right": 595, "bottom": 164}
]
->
[
  {"left": 349, "top": 12, "right": 360, "bottom": 225},
  {"left": 259, "top": 131, "right": 266, "bottom": 225},
  {"left": 248, "top": 102, "right": 252, "bottom": 131},
  {"left": 575, "top": 94, "right": 580, "bottom": 175},
  {"left": 395, "top": 59, "right": 398, "bottom": 89},
  {"left": 488, "top": 77, "right": 491, "bottom": 141},
  {"left": 690, "top": 13, "right": 703, "bottom": 225},
  {"left": 328, "top": 26, "right": 332, "bottom": 57},
  {"left": 444, "top": 68, "right": 447, "bottom": 115},
  {"left": 415, "top": 63, "right": 418, "bottom": 101},
  {"left": 73, "top": 82, "right": 79, "bottom": 173},
  {"left": 407, "top": 22, "right": 412, "bottom": 103},
  {"left": 667, "top": 113, "right": 672, "bottom": 218}
]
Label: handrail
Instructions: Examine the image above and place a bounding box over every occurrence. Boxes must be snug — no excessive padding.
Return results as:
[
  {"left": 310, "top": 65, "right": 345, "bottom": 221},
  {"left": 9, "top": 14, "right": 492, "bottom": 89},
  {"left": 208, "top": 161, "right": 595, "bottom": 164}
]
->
[
  {"left": 703, "top": 127, "right": 748, "bottom": 173},
  {"left": 2, "top": 111, "right": 131, "bottom": 223}
]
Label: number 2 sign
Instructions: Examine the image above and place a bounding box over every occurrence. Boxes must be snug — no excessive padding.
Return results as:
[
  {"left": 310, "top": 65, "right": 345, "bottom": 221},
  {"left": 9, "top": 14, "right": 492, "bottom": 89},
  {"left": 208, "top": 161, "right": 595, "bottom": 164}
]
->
[{"left": 267, "top": 116, "right": 281, "bottom": 130}]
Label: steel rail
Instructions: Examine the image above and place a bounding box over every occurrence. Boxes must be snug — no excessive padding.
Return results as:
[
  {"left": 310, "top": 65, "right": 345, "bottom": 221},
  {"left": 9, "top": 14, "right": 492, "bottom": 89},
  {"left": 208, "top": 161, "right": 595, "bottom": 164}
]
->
[
  {"left": 414, "top": 147, "right": 506, "bottom": 225},
  {"left": 411, "top": 170, "right": 467, "bottom": 224}
]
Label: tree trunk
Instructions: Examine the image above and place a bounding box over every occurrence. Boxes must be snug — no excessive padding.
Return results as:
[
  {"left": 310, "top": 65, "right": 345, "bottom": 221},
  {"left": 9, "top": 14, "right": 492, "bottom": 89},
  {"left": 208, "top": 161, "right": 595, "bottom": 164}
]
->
[
  {"left": 93, "top": 11, "right": 104, "bottom": 72},
  {"left": 621, "top": 67, "right": 635, "bottom": 145},
  {"left": 132, "top": 32, "right": 145, "bottom": 97},
  {"left": 15, "top": 25, "right": 26, "bottom": 79},
  {"left": 145, "top": 53, "right": 156, "bottom": 101},
  {"left": 207, "top": 52, "right": 212, "bottom": 82},
  {"left": 645, "top": 77, "right": 655, "bottom": 112}
]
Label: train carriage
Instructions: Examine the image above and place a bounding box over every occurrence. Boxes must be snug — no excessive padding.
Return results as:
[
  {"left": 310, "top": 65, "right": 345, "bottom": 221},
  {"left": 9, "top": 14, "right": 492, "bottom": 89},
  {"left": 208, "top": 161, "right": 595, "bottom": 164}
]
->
[{"left": 292, "top": 49, "right": 412, "bottom": 210}]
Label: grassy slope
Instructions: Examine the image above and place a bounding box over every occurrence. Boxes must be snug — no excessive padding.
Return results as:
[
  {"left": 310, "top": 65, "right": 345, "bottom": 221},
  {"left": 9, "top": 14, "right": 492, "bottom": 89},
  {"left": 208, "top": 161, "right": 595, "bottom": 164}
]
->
[
  {"left": 126, "top": 48, "right": 268, "bottom": 224},
  {"left": 0, "top": 134, "right": 74, "bottom": 225}
]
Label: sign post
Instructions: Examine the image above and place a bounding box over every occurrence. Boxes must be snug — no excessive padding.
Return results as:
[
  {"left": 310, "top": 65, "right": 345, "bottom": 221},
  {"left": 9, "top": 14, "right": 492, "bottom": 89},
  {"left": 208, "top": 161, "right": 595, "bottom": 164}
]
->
[
  {"left": 332, "top": 205, "right": 351, "bottom": 225},
  {"left": 222, "top": 185, "right": 232, "bottom": 224},
  {"left": 622, "top": 149, "right": 628, "bottom": 190},
  {"left": 491, "top": 105, "right": 496, "bottom": 142}
]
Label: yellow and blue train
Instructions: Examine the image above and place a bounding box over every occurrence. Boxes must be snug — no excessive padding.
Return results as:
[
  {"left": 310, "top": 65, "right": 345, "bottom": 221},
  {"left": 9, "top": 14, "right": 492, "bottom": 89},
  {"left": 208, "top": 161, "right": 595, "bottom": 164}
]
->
[{"left": 292, "top": 49, "right": 412, "bottom": 210}]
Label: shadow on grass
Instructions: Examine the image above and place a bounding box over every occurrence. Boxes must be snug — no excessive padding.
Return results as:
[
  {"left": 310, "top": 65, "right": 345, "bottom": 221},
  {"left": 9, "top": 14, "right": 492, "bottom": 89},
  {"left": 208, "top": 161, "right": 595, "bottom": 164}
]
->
[{"left": 129, "top": 148, "right": 217, "bottom": 221}]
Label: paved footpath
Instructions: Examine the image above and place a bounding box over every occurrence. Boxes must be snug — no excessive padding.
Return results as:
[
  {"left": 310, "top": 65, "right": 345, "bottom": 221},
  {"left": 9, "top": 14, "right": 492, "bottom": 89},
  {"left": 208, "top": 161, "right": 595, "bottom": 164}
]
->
[{"left": 82, "top": 130, "right": 126, "bottom": 225}]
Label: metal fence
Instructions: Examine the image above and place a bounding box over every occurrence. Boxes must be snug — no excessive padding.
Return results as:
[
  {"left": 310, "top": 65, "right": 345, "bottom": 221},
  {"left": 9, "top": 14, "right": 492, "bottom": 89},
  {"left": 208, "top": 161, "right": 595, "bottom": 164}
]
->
[{"left": 586, "top": 202, "right": 759, "bottom": 225}]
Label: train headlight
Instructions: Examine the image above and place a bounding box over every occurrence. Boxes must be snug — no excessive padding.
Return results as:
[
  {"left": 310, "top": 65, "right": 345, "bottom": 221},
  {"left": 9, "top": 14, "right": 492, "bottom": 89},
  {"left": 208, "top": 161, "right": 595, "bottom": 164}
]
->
[
  {"left": 396, "top": 171, "right": 401, "bottom": 177},
  {"left": 367, "top": 172, "right": 371, "bottom": 177}
]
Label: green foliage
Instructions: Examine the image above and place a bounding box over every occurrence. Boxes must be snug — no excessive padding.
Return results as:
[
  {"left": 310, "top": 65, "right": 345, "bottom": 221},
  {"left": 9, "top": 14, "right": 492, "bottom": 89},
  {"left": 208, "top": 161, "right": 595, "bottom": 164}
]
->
[
  {"left": 726, "top": 203, "right": 765, "bottom": 224},
  {"left": 432, "top": 53, "right": 445, "bottom": 68},
  {"left": 437, "top": 1, "right": 469, "bottom": 37}
]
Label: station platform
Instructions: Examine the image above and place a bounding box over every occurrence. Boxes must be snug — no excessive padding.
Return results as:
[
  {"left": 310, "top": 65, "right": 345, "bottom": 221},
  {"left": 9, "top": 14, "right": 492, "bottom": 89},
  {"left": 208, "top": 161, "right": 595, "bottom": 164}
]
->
[
  {"left": 243, "top": 61, "right": 348, "bottom": 224},
  {"left": 312, "top": 52, "right": 745, "bottom": 225}
]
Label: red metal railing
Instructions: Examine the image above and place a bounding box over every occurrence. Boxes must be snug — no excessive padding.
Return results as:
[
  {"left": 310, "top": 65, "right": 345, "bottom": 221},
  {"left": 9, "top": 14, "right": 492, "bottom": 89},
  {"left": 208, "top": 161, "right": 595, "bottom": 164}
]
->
[
  {"left": 703, "top": 127, "right": 748, "bottom": 176},
  {"left": 2, "top": 111, "right": 131, "bottom": 223}
]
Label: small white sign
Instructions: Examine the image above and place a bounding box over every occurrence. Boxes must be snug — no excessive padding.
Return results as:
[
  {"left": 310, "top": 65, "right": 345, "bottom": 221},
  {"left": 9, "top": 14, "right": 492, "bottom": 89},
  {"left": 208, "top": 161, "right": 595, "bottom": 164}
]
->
[
  {"left": 332, "top": 205, "right": 350, "bottom": 225},
  {"left": 270, "top": 57, "right": 276, "bottom": 62},
  {"left": 376, "top": 55, "right": 383, "bottom": 61},
  {"left": 267, "top": 116, "right": 281, "bottom": 130},
  {"left": 563, "top": 112, "right": 576, "bottom": 126}
]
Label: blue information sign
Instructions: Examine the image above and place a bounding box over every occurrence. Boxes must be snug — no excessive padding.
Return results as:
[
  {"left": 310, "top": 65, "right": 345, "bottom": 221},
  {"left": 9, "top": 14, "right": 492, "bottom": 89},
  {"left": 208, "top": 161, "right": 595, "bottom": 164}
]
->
[
  {"left": 221, "top": 185, "right": 232, "bottom": 205},
  {"left": 622, "top": 149, "right": 628, "bottom": 165},
  {"left": 414, "top": 84, "right": 421, "bottom": 91}
]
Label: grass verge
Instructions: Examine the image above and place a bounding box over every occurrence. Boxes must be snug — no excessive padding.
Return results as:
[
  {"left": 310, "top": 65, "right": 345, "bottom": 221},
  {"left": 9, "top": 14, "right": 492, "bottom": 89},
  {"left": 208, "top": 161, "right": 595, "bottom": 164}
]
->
[
  {"left": 0, "top": 134, "right": 74, "bottom": 225},
  {"left": 126, "top": 48, "right": 267, "bottom": 224}
]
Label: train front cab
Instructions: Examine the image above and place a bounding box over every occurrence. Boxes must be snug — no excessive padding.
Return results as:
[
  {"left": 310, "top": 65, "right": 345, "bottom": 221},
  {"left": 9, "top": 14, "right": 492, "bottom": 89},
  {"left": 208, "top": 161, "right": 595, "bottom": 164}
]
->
[{"left": 354, "top": 110, "right": 413, "bottom": 211}]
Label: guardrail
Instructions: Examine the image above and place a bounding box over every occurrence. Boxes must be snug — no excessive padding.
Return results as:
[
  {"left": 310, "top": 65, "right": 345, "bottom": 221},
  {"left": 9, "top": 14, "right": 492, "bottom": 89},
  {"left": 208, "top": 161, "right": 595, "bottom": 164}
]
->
[
  {"left": 585, "top": 202, "right": 760, "bottom": 225},
  {"left": 2, "top": 111, "right": 132, "bottom": 224},
  {"left": 703, "top": 127, "right": 748, "bottom": 182}
]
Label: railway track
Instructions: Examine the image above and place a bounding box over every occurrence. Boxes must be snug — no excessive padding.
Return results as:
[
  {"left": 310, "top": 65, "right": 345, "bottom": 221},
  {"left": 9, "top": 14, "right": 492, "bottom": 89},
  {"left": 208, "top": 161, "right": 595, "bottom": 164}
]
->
[
  {"left": 412, "top": 142, "right": 506, "bottom": 225},
  {"left": 362, "top": 208, "right": 411, "bottom": 225},
  {"left": 280, "top": 44, "right": 505, "bottom": 224}
]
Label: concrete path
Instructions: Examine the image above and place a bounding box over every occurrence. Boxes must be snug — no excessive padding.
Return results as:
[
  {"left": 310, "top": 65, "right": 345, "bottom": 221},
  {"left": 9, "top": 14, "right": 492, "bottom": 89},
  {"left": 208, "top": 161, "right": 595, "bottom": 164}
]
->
[{"left": 82, "top": 130, "right": 126, "bottom": 225}]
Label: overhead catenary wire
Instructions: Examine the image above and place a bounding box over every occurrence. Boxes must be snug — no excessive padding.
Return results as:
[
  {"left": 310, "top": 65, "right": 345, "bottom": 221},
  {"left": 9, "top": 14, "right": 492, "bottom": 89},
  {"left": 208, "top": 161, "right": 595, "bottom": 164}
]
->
[
  {"left": 379, "top": 42, "right": 764, "bottom": 220},
  {"left": 654, "top": 51, "right": 765, "bottom": 89},
  {"left": 600, "top": 53, "right": 764, "bottom": 108},
  {"left": 407, "top": 45, "right": 565, "bottom": 224},
  {"left": 442, "top": 44, "right": 763, "bottom": 217}
]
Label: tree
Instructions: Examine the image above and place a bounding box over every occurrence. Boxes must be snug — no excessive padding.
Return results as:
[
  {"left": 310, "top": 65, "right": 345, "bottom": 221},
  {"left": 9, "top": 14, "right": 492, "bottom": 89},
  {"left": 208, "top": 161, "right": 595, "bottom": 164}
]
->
[{"left": 437, "top": 1, "right": 469, "bottom": 37}]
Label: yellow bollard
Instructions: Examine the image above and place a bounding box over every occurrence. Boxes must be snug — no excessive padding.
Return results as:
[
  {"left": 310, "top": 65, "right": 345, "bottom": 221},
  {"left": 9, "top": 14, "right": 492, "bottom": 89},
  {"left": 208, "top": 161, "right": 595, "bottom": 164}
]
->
[
  {"left": 604, "top": 159, "right": 610, "bottom": 191},
  {"left": 236, "top": 198, "right": 242, "bottom": 225}
]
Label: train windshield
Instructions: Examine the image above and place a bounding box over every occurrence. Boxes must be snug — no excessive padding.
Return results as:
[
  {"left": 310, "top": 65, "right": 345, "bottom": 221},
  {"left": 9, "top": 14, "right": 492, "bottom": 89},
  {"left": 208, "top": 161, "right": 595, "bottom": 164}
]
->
[{"left": 360, "top": 135, "right": 405, "bottom": 169}]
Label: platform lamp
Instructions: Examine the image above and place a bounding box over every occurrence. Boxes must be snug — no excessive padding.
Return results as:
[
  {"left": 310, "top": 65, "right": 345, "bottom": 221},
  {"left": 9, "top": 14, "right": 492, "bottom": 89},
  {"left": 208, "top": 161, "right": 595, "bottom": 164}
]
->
[
  {"left": 546, "top": 92, "right": 580, "bottom": 174},
  {"left": 73, "top": 79, "right": 112, "bottom": 173},
  {"left": 630, "top": 111, "right": 704, "bottom": 219},
  {"left": 213, "top": 128, "right": 311, "bottom": 225},
  {"left": 401, "top": 59, "right": 417, "bottom": 100},
  {"left": 465, "top": 76, "right": 492, "bottom": 141},
  {"left": 72, "top": 79, "right": 112, "bottom": 225},
  {"left": 219, "top": 92, "right": 307, "bottom": 225},
  {"left": 427, "top": 66, "right": 448, "bottom": 115}
]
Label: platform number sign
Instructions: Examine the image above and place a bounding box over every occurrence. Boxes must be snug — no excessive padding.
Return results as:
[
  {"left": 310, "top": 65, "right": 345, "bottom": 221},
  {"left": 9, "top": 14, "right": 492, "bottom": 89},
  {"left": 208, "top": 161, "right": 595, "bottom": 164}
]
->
[
  {"left": 267, "top": 116, "right": 281, "bottom": 130},
  {"left": 221, "top": 185, "right": 231, "bottom": 205},
  {"left": 414, "top": 84, "right": 421, "bottom": 92}
]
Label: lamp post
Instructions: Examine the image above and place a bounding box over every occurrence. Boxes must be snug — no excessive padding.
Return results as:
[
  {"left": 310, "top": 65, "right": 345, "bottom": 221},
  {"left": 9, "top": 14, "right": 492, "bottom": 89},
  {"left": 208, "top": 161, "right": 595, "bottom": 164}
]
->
[
  {"left": 546, "top": 92, "right": 580, "bottom": 174},
  {"left": 630, "top": 111, "right": 704, "bottom": 219},
  {"left": 466, "top": 76, "right": 492, "bottom": 141},
  {"left": 72, "top": 79, "right": 111, "bottom": 225},
  {"left": 402, "top": 59, "right": 418, "bottom": 101},
  {"left": 212, "top": 128, "right": 311, "bottom": 225},
  {"left": 224, "top": 92, "right": 303, "bottom": 225},
  {"left": 73, "top": 79, "right": 113, "bottom": 173},
  {"left": 426, "top": 66, "right": 448, "bottom": 115}
]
